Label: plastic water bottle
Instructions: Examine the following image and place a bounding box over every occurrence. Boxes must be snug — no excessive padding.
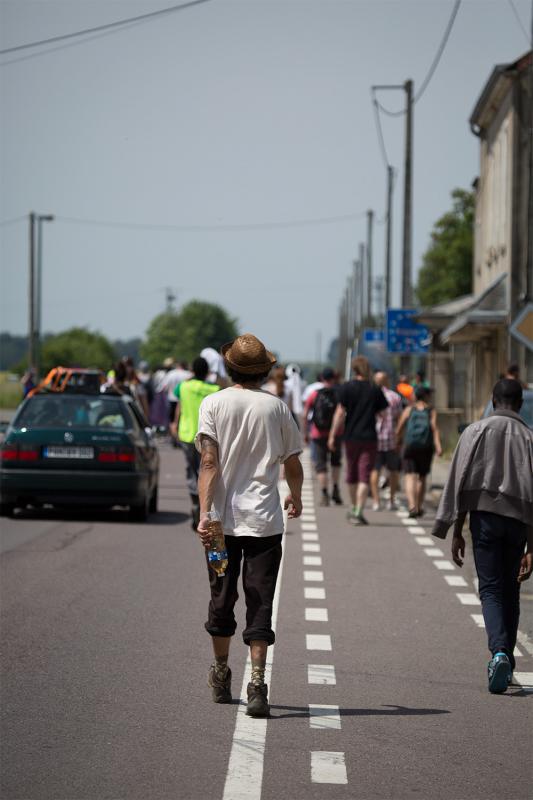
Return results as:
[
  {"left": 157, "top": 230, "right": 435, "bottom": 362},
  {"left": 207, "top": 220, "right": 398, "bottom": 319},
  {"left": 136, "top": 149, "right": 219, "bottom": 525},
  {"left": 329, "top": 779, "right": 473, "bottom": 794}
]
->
[{"left": 206, "top": 510, "right": 228, "bottom": 577}]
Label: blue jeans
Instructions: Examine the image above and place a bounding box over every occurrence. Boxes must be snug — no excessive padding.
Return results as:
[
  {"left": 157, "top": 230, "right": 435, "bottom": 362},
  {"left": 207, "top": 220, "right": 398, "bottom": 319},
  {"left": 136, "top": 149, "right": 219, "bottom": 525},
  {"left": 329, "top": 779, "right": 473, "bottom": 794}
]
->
[{"left": 470, "top": 510, "right": 527, "bottom": 669}]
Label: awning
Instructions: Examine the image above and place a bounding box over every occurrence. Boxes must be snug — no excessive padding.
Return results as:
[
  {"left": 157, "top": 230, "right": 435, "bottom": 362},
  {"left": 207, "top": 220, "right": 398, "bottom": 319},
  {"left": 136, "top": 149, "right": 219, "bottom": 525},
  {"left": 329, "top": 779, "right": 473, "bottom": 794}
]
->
[{"left": 439, "top": 273, "right": 508, "bottom": 344}]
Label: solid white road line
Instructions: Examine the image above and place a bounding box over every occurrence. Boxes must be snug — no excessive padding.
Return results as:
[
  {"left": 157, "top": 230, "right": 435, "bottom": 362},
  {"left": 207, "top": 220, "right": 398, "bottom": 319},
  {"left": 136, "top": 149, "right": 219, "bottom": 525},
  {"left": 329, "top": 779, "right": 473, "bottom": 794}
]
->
[
  {"left": 303, "top": 555, "right": 322, "bottom": 566},
  {"left": 306, "top": 634, "right": 332, "bottom": 651},
  {"left": 444, "top": 575, "right": 468, "bottom": 587},
  {"left": 310, "top": 752, "right": 348, "bottom": 784},
  {"left": 414, "top": 536, "right": 434, "bottom": 546},
  {"left": 304, "top": 570, "right": 324, "bottom": 582},
  {"left": 222, "top": 493, "right": 289, "bottom": 800},
  {"left": 424, "top": 547, "right": 444, "bottom": 557},
  {"left": 305, "top": 607, "right": 328, "bottom": 622},
  {"left": 433, "top": 560, "right": 455, "bottom": 570},
  {"left": 456, "top": 593, "right": 481, "bottom": 606},
  {"left": 305, "top": 587, "right": 326, "bottom": 600},
  {"left": 307, "top": 664, "right": 337, "bottom": 685},
  {"left": 302, "top": 532, "right": 319, "bottom": 541},
  {"left": 302, "top": 543, "right": 321, "bottom": 552},
  {"left": 309, "top": 705, "right": 342, "bottom": 730}
]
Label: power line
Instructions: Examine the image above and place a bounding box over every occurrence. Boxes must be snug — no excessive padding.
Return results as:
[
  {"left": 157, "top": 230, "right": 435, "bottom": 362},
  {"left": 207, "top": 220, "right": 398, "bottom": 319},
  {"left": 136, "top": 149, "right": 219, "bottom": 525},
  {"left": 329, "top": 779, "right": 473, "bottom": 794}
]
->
[
  {"left": 507, "top": 0, "right": 530, "bottom": 43},
  {"left": 0, "top": 215, "right": 27, "bottom": 227},
  {"left": 376, "top": 0, "right": 461, "bottom": 117},
  {"left": 53, "top": 211, "right": 368, "bottom": 232},
  {"left": 0, "top": 0, "right": 212, "bottom": 56}
]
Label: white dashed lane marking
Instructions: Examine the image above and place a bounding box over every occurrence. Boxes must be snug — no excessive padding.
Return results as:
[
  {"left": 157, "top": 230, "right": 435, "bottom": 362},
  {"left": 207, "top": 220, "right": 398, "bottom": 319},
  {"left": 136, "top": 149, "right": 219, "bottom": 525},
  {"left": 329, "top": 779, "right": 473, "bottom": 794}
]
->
[
  {"left": 444, "top": 575, "right": 468, "bottom": 587},
  {"left": 303, "top": 556, "right": 322, "bottom": 566},
  {"left": 433, "top": 560, "right": 455, "bottom": 570},
  {"left": 302, "top": 532, "right": 319, "bottom": 541},
  {"left": 305, "top": 586, "right": 326, "bottom": 600},
  {"left": 311, "top": 752, "right": 348, "bottom": 784},
  {"left": 424, "top": 547, "right": 444, "bottom": 557},
  {"left": 305, "top": 607, "right": 328, "bottom": 622},
  {"left": 306, "top": 634, "right": 332, "bottom": 651},
  {"left": 309, "top": 705, "right": 342, "bottom": 730},
  {"left": 308, "top": 664, "right": 337, "bottom": 685},
  {"left": 302, "top": 543, "right": 321, "bottom": 552},
  {"left": 304, "top": 570, "right": 324, "bottom": 582},
  {"left": 301, "top": 523, "right": 318, "bottom": 532},
  {"left": 414, "top": 536, "right": 434, "bottom": 546}
]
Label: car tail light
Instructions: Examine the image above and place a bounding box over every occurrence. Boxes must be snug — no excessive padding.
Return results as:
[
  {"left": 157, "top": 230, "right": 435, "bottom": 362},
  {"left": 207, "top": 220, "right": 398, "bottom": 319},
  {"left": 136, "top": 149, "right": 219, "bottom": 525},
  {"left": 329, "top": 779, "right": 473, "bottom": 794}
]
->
[
  {"left": 117, "top": 449, "right": 135, "bottom": 463},
  {"left": 19, "top": 449, "right": 39, "bottom": 461},
  {"left": 97, "top": 447, "right": 135, "bottom": 464},
  {"left": 1, "top": 444, "right": 19, "bottom": 461}
]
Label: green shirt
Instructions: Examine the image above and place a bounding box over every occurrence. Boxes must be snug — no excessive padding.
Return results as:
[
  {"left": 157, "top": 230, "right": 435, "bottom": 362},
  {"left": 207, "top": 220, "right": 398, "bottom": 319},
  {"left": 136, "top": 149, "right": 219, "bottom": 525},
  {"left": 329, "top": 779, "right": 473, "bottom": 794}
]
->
[{"left": 174, "top": 379, "right": 219, "bottom": 443}]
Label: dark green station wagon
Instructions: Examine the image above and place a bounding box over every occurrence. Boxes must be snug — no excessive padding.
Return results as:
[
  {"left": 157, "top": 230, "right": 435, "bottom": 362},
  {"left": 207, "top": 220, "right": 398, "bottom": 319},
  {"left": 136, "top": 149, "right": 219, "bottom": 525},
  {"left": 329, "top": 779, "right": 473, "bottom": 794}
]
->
[{"left": 0, "top": 392, "right": 159, "bottom": 520}]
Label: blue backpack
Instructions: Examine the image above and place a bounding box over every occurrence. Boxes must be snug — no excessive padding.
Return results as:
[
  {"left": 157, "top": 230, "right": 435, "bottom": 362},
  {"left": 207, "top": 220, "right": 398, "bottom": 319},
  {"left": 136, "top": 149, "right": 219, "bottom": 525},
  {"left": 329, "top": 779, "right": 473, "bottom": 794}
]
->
[{"left": 404, "top": 407, "right": 433, "bottom": 455}]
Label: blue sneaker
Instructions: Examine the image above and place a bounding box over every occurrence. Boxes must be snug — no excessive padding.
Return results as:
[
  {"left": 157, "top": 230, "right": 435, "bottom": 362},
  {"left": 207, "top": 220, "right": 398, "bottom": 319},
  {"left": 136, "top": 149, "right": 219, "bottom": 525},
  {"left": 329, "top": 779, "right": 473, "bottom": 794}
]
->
[{"left": 487, "top": 652, "right": 511, "bottom": 694}]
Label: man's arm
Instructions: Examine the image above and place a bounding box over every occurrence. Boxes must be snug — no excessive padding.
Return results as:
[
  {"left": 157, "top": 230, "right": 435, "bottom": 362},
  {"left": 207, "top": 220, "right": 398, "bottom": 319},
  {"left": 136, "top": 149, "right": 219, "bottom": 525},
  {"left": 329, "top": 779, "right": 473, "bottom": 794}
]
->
[
  {"left": 430, "top": 408, "right": 443, "bottom": 457},
  {"left": 518, "top": 527, "right": 533, "bottom": 583},
  {"left": 169, "top": 400, "right": 181, "bottom": 438},
  {"left": 196, "top": 435, "right": 220, "bottom": 545},
  {"left": 283, "top": 453, "right": 303, "bottom": 518},
  {"left": 328, "top": 404, "right": 345, "bottom": 451}
]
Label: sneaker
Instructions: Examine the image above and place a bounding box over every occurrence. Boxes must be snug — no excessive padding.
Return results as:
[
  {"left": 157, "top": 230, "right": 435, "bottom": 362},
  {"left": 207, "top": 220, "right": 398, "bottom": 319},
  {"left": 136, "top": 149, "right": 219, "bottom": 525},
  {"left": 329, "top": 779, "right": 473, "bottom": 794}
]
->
[
  {"left": 408, "top": 509, "right": 418, "bottom": 519},
  {"left": 207, "top": 665, "right": 232, "bottom": 704},
  {"left": 372, "top": 502, "right": 380, "bottom": 511},
  {"left": 331, "top": 487, "right": 343, "bottom": 506},
  {"left": 352, "top": 512, "right": 369, "bottom": 526},
  {"left": 487, "top": 653, "right": 511, "bottom": 694},
  {"left": 246, "top": 682, "right": 270, "bottom": 717},
  {"left": 346, "top": 508, "right": 358, "bottom": 522}
]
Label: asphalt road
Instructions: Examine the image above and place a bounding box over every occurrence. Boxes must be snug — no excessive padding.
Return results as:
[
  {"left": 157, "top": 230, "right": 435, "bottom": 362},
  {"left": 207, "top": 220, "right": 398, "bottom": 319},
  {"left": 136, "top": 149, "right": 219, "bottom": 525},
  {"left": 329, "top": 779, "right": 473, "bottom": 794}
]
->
[{"left": 1, "top": 442, "right": 532, "bottom": 800}]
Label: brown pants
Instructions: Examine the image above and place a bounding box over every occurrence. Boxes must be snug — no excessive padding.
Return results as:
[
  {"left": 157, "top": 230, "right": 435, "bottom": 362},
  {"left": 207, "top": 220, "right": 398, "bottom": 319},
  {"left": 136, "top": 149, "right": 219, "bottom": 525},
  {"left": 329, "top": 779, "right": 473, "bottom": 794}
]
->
[{"left": 205, "top": 534, "right": 283, "bottom": 645}]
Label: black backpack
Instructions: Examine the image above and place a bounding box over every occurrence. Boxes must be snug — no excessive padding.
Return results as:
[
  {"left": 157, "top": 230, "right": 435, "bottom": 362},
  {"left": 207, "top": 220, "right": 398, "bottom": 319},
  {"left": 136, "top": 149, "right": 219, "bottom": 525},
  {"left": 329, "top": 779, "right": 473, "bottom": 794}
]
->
[{"left": 312, "top": 387, "right": 337, "bottom": 431}]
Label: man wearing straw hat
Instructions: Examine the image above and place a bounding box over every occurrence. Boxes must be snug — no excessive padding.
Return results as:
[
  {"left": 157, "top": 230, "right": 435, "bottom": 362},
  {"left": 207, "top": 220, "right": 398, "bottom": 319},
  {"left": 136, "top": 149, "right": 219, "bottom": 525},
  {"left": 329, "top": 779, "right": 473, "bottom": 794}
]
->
[{"left": 195, "top": 333, "right": 303, "bottom": 718}]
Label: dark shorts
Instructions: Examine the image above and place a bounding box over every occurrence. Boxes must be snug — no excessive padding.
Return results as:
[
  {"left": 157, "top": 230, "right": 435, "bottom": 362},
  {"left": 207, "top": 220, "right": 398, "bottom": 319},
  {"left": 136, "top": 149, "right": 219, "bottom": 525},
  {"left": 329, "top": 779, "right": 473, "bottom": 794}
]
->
[
  {"left": 313, "top": 437, "right": 342, "bottom": 473},
  {"left": 402, "top": 448, "right": 433, "bottom": 476},
  {"left": 205, "top": 534, "right": 283, "bottom": 646},
  {"left": 168, "top": 400, "right": 177, "bottom": 424},
  {"left": 344, "top": 440, "right": 377, "bottom": 485},
  {"left": 375, "top": 449, "right": 401, "bottom": 472}
]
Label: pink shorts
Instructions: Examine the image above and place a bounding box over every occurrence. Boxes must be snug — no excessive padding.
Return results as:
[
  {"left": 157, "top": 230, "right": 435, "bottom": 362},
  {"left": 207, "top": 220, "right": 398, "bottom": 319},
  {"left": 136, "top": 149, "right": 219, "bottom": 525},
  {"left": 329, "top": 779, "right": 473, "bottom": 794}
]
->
[{"left": 344, "top": 440, "right": 377, "bottom": 485}]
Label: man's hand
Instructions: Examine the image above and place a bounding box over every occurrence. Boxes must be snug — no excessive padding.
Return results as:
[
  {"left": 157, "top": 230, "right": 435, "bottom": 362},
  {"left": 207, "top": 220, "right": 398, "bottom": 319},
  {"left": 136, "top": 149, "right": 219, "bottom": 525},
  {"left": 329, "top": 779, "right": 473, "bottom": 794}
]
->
[
  {"left": 435, "top": 445, "right": 443, "bottom": 458},
  {"left": 518, "top": 552, "right": 533, "bottom": 583},
  {"left": 284, "top": 494, "right": 302, "bottom": 519},
  {"left": 196, "top": 514, "right": 213, "bottom": 548},
  {"left": 452, "top": 534, "right": 465, "bottom": 567}
]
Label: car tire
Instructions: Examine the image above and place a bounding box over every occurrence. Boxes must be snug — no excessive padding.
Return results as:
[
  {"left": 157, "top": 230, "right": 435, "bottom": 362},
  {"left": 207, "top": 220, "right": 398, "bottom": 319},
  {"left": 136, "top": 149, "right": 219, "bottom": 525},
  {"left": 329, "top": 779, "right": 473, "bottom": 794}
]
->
[
  {"left": 130, "top": 495, "right": 149, "bottom": 522},
  {"left": 0, "top": 502, "right": 15, "bottom": 517},
  {"left": 149, "top": 485, "right": 158, "bottom": 514}
]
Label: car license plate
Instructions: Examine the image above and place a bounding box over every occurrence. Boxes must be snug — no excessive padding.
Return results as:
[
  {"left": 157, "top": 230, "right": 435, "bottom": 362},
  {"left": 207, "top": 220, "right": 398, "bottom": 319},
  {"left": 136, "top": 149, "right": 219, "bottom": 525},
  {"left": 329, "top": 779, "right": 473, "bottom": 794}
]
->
[{"left": 44, "top": 446, "right": 94, "bottom": 459}]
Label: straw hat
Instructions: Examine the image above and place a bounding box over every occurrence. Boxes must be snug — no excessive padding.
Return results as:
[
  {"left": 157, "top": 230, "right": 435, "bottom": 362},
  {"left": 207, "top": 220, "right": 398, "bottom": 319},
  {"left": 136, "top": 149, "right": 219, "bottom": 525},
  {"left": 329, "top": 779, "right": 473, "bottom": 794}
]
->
[{"left": 221, "top": 334, "right": 276, "bottom": 375}]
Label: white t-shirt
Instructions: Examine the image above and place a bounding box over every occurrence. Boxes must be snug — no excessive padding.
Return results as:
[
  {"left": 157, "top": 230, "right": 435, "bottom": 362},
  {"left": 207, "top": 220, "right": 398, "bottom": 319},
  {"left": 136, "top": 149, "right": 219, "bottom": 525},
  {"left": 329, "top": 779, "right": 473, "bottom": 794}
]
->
[
  {"left": 195, "top": 387, "right": 302, "bottom": 537},
  {"left": 163, "top": 368, "right": 192, "bottom": 401}
]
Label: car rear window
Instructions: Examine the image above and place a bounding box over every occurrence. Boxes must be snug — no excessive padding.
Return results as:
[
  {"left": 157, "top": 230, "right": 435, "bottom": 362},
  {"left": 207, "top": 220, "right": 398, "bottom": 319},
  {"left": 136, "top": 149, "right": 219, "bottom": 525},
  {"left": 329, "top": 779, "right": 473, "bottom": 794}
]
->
[{"left": 14, "top": 395, "right": 133, "bottom": 429}]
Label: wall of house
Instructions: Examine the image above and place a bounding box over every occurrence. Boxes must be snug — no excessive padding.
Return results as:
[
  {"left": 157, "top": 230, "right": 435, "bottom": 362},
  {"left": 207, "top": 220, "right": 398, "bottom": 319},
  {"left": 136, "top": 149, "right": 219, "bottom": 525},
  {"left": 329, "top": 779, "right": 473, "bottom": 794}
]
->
[{"left": 474, "top": 91, "right": 514, "bottom": 297}]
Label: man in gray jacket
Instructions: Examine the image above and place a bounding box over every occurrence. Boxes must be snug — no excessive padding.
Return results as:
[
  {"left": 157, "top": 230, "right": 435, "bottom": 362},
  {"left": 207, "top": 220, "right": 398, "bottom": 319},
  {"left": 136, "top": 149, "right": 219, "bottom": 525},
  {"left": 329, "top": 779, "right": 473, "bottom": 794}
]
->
[{"left": 432, "top": 379, "right": 533, "bottom": 693}]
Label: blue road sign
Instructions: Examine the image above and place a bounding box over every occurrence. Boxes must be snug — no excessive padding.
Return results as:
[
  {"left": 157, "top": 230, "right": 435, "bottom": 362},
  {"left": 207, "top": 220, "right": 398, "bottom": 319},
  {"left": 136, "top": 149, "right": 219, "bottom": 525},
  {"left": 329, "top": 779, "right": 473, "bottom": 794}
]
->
[
  {"left": 362, "top": 328, "right": 385, "bottom": 344},
  {"left": 386, "top": 309, "right": 430, "bottom": 354}
]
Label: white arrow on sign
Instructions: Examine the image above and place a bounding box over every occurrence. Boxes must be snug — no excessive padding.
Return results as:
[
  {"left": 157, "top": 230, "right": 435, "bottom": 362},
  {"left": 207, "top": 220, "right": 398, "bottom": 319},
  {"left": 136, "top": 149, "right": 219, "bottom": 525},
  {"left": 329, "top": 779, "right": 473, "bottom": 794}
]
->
[{"left": 510, "top": 303, "right": 533, "bottom": 352}]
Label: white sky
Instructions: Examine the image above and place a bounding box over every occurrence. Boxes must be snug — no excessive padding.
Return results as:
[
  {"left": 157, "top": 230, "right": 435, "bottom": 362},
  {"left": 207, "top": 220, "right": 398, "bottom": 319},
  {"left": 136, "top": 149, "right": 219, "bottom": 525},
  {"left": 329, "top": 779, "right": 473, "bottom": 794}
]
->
[{"left": 0, "top": 0, "right": 531, "bottom": 362}]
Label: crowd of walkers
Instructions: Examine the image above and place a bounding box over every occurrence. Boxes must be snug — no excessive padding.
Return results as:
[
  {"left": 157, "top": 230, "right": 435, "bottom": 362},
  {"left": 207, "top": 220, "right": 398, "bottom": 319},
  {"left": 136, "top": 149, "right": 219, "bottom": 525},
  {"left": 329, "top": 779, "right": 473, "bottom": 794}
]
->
[{"left": 100, "top": 338, "right": 532, "bottom": 707}]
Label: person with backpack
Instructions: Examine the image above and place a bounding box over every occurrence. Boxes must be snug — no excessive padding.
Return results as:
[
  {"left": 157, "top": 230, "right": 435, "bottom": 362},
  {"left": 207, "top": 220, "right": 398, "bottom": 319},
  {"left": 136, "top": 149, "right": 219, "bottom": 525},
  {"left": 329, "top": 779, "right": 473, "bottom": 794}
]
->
[
  {"left": 328, "top": 356, "right": 389, "bottom": 525},
  {"left": 303, "top": 367, "right": 343, "bottom": 506},
  {"left": 396, "top": 385, "right": 442, "bottom": 518}
]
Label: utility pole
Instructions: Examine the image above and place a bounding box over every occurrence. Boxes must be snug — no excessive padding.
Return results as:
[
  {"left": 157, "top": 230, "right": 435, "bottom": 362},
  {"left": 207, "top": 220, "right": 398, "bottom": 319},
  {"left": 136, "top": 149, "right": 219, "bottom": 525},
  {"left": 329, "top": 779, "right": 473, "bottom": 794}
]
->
[
  {"left": 402, "top": 79, "right": 414, "bottom": 308},
  {"left": 385, "top": 165, "right": 394, "bottom": 310},
  {"left": 366, "top": 210, "right": 374, "bottom": 322},
  {"left": 359, "top": 242, "right": 366, "bottom": 324},
  {"left": 28, "top": 212, "right": 36, "bottom": 373},
  {"left": 35, "top": 214, "right": 54, "bottom": 376}
]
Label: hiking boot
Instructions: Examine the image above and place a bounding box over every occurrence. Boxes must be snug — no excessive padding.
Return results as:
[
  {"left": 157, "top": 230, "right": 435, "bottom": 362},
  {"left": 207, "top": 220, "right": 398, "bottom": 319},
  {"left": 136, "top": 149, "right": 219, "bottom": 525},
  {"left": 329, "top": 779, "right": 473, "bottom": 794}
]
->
[
  {"left": 487, "top": 653, "right": 511, "bottom": 694},
  {"left": 331, "top": 486, "right": 343, "bottom": 505},
  {"left": 246, "top": 682, "right": 270, "bottom": 717},
  {"left": 207, "top": 665, "right": 232, "bottom": 704}
]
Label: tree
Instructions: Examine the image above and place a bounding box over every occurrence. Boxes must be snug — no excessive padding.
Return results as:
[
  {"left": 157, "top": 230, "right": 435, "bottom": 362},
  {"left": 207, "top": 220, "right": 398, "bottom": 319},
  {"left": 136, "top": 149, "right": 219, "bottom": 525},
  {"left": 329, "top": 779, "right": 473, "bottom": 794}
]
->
[
  {"left": 416, "top": 188, "right": 474, "bottom": 307},
  {"left": 141, "top": 301, "right": 238, "bottom": 366},
  {"left": 41, "top": 328, "right": 115, "bottom": 374}
]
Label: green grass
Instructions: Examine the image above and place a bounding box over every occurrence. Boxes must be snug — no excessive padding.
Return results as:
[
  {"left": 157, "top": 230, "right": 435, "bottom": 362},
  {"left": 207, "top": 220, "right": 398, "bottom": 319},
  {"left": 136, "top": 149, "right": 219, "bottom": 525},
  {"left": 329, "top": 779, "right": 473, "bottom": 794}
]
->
[{"left": 0, "top": 372, "right": 23, "bottom": 410}]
